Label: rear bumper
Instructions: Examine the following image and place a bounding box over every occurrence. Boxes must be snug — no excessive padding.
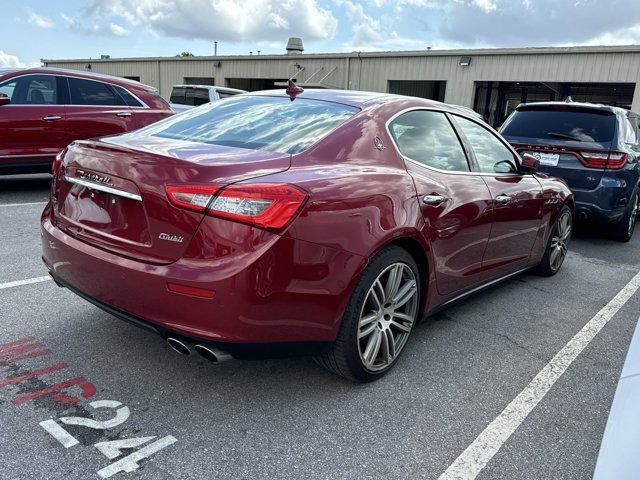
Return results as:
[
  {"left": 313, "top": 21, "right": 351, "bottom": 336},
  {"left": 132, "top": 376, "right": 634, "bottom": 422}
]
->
[
  {"left": 572, "top": 176, "right": 637, "bottom": 223},
  {"left": 41, "top": 205, "right": 366, "bottom": 346}
]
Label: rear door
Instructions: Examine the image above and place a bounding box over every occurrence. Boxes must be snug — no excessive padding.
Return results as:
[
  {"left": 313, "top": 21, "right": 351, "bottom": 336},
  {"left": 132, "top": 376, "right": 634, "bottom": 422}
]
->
[
  {"left": 0, "top": 74, "right": 67, "bottom": 164},
  {"left": 453, "top": 114, "right": 544, "bottom": 279},
  {"left": 388, "top": 109, "right": 493, "bottom": 296},
  {"left": 64, "top": 76, "right": 136, "bottom": 140}
]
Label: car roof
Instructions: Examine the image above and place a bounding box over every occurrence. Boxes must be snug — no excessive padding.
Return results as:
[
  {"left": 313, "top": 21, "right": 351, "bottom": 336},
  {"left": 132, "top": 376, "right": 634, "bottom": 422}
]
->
[
  {"left": 172, "top": 85, "right": 247, "bottom": 93},
  {"left": 0, "top": 67, "right": 155, "bottom": 91},
  {"left": 516, "top": 100, "right": 630, "bottom": 116},
  {"left": 244, "top": 88, "right": 452, "bottom": 109}
]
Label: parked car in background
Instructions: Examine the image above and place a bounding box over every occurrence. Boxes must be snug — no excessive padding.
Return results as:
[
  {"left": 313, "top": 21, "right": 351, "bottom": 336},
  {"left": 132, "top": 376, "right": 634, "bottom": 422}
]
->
[
  {"left": 500, "top": 100, "right": 640, "bottom": 241},
  {"left": 168, "top": 85, "right": 247, "bottom": 112},
  {"left": 42, "top": 89, "right": 573, "bottom": 382},
  {"left": 0, "top": 67, "right": 173, "bottom": 175}
]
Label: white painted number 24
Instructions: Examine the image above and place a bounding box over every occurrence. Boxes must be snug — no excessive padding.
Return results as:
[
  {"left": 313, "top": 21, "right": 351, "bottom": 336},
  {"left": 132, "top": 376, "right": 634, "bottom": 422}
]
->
[{"left": 40, "top": 400, "right": 177, "bottom": 478}]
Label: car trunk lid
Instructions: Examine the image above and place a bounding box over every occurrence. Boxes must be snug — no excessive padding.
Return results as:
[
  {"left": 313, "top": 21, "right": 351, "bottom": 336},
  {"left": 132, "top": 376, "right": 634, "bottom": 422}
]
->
[{"left": 52, "top": 136, "right": 291, "bottom": 264}]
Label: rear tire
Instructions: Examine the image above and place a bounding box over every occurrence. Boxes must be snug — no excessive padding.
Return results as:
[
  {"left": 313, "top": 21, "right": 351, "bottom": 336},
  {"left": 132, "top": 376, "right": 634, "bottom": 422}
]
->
[
  {"left": 535, "top": 205, "right": 572, "bottom": 277},
  {"left": 612, "top": 189, "right": 639, "bottom": 242},
  {"left": 315, "top": 245, "right": 420, "bottom": 382}
]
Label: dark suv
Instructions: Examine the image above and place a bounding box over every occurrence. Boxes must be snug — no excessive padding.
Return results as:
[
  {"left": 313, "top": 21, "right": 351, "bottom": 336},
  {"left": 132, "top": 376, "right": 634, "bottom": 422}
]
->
[{"left": 500, "top": 101, "right": 640, "bottom": 241}]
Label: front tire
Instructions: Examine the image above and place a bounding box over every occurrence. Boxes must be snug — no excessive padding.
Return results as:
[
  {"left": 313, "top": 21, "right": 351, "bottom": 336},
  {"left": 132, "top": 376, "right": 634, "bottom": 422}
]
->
[
  {"left": 315, "top": 246, "right": 420, "bottom": 382},
  {"left": 535, "top": 205, "right": 572, "bottom": 277}
]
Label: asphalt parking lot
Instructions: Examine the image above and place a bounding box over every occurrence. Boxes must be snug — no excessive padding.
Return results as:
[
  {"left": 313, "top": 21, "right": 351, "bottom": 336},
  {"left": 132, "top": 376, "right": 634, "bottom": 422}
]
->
[{"left": 1, "top": 173, "right": 639, "bottom": 480}]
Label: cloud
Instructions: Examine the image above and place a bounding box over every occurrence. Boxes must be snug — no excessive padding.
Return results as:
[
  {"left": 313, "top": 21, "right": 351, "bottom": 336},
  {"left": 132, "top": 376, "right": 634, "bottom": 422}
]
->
[
  {"left": 61, "top": 13, "right": 130, "bottom": 36},
  {"left": 27, "top": 9, "right": 54, "bottom": 29},
  {"left": 439, "top": 0, "right": 640, "bottom": 47},
  {"left": 0, "top": 51, "right": 26, "bottom": 68},
  {"left": 65, "top": 0, "right": 337, "bottom": 43}
]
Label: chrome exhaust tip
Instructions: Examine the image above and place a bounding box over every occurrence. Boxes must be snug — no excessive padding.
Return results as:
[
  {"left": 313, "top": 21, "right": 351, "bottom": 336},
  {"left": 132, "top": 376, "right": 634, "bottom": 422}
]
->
[
  {"left": 166, "top": 337, "right": 191, "bottom": 356},
  {"left": 194, "top": 344, "right": 232, "bottom": 363}
]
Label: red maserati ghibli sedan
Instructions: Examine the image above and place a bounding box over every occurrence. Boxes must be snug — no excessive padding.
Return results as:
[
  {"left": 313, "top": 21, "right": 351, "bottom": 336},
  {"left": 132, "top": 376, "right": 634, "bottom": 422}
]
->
[
  {"left": 0, "top": 67, "right": 173, "bottom": 174},
  {"left": 41, "top": 87, "right": 573, "bottom": 382}
]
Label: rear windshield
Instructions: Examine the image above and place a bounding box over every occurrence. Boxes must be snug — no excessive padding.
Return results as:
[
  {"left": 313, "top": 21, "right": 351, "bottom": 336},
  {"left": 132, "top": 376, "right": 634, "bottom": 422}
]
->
[
  {"left": 141, "top": 95, "right": 359, "bottom": 154},
  {"left": 501, "top": 108, "right": 616, "bottom": 143},
  {"left": 170, "top": 87, "right": 210, "bottom": 107}
]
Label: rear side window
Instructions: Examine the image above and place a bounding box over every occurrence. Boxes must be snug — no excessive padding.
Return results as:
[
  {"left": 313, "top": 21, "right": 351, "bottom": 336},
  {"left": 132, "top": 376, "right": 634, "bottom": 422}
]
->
[
  {"left": 68, "top": 77, "right": 122, "bottom": 106},
  {"left": 389, "top": 110, "right": 470, "bottom": 172},
  {"left": 501, "top": 108, "right": 616, "bottom": 143},
  {"left": 139, "top": 96, "right": 359, "bottom": 154},
  {"left": 113, "top": 85, "right": 143, "bottom": 107}
]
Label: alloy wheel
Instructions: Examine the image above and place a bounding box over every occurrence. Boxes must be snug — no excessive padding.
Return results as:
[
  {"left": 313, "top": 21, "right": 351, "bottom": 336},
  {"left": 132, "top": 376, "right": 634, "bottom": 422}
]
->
[
  {"left": 357, "top": 262, "right": 418, "bottom": 372},
  {"left": 550, "top": 210, "right": 572, "bottom": 271},
  {"left": 628, "top": 194, "right": 639, "bottom": 237}
]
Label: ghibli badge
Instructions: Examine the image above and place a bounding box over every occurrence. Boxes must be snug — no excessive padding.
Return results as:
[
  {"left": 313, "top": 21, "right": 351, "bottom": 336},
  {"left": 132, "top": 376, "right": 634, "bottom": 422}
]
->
[
  {"left": 77, "top": 170, "right": 112, "bottom": 186},
  {"left": 158, "top": 233, "right": 184, "bottom": 243}
]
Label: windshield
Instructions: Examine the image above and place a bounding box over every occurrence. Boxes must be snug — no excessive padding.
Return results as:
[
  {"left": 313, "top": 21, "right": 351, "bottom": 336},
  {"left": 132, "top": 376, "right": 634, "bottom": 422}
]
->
[
  {"left": 140, "top": 95, "right": 360, "bottom": 154},
  {"left": 501, "top": 108, "right": 616, "bottom": 143}
]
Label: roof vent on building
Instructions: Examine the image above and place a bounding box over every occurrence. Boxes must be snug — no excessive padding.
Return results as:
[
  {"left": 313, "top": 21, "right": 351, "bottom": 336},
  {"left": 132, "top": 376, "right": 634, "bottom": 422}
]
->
[{"left": 286, "top": 37, "right": 304, "bottom": 55}]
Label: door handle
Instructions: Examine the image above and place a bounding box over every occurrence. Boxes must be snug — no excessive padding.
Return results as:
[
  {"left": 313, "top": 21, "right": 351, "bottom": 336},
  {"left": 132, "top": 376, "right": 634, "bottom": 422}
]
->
[
  {"left": 423, "top": 194, "right": 446, "bottom": 206},
  {"left": 116, "top": 111, "right": 132, "bottom": 117},
  {"left": 42, "top": 115, "right": 62, "bottom": 121},
  {"left": 495, "top": 194, "right": 512, "bottom": 204}
]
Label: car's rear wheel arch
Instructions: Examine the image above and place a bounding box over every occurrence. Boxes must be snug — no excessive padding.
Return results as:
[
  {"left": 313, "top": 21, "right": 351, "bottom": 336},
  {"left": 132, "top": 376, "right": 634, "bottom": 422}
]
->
[{"left": 382, "top": 236, "right": 430, "bottom": 318}]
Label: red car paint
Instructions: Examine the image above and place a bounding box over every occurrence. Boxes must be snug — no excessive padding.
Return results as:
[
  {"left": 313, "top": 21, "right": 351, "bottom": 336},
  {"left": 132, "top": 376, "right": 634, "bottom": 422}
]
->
[
  {"left": 41, "top": 90, "right": 572, "bottom": 355},
  {"left": 0, "top": 67, "right": 172, "bottom": 174}
]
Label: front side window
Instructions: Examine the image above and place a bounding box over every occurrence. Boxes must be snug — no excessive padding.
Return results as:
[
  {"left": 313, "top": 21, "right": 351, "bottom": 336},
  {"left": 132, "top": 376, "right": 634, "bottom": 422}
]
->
[
  {"left": 138, "top": 95, "right": 359, "bottom": 154},
  {"left": 68, "top": 77, "right": 121, "bottom": 106},
  {"left": 453, "top": 115, "right": 517, "bottom": 174},
  {"left": 388, "top": 110, "right": 470, "bottom": 172},
  {"left": 0, "top": 75, "right": 57, "bottom": 105}
]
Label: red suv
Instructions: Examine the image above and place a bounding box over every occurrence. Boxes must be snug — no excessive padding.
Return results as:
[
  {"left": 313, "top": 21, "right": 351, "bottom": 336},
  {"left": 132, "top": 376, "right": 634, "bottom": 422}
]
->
[{"left": 0, "top": 67, "right": 173, "bottom": 174}]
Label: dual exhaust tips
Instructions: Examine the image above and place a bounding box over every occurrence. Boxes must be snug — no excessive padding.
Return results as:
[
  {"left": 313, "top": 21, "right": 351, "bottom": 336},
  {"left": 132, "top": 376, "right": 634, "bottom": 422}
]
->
[{"left": 166, "top": 337, "right": 232, "bottom": 363}]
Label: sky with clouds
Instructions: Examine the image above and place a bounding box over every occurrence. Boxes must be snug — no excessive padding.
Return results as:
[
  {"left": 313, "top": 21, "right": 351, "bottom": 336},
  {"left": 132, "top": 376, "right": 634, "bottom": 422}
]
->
[{"left": 2, "top": 0, "right": 640, "bottom": 68}]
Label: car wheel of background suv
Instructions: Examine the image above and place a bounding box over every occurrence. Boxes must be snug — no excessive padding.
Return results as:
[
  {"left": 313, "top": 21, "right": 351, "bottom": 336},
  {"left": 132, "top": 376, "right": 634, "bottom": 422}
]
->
[
  {"left": 612, "top": 188, "right": 639, "bottom": 242},
  {"left": 536, "top": 205, "right": 573, "bottom": 277},
  {"left": 316, "top": 245, "right": 420, "bottom": 382}
]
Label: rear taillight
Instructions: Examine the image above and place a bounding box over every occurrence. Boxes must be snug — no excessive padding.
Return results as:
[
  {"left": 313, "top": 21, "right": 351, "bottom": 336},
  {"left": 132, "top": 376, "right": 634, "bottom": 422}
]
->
[
  {"left": 166, "top": 183, "right": 308, "bottom": 230},
  {"left": 52, "top": 148, "right": 67, "bottom": 174},
  {"left": 580, "top": 150, "right": 627, "bottom": 169}
]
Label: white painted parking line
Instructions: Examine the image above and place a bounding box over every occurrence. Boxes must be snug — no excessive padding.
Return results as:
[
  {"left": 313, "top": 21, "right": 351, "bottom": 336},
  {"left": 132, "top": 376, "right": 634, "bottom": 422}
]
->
[
  {"left": 0, "top": 276, "right": 51, "bottom": 290},
  {"left": 439, "top": 270, "right": 640, "bottom": 480},
  {"left": 0, "top": 202, "right": 47, "bottom": 208}
]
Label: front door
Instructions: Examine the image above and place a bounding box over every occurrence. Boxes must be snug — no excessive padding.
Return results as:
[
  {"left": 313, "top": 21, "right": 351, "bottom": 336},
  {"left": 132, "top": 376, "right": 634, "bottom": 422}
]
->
[
  {"left": 451, "top": 114, "right": 544, "bottom": 279},
  {"left": 388, "top": 109, "right": 494, "bottom": 297}
]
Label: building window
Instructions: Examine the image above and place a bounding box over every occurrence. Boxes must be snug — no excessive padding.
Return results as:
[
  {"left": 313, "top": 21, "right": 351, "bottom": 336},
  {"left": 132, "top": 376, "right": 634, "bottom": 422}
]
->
[
  {"left": 183, "top": 77, "right": 215, "bottom": 86},
  {"left": 387, "top": 81, "right": 446, "bottom": 102}
]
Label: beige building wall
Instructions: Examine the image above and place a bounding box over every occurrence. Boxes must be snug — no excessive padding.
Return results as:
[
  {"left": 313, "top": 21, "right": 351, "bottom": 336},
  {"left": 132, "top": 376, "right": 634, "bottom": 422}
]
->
[{"left": 44, "top": 46, "right": 640, "bottom": 111}]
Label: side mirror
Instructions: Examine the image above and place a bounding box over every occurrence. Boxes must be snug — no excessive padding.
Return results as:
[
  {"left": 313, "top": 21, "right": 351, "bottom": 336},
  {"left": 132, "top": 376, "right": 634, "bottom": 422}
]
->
[
  {"left": 0, "top": 93, "right": 10, "bottom": 106},
  {"left": 494, "top": 159, "right": 517, "bottom": 174},
  {"left": 519, "top": 153, "right": 539, "bottom": 174}
]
